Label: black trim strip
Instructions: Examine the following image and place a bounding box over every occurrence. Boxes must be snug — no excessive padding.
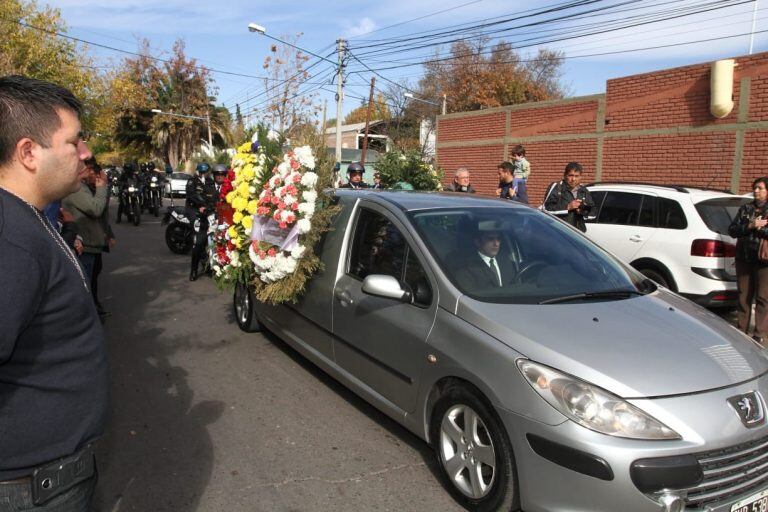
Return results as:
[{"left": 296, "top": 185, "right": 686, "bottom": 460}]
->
[
  {"left": 284, "top": 305, "right": 414, "bottom": 385},
  {"left": 527, "top": 434, "right": 614, "bottom": 481},
  {"left": 630, "top": 455, "right": 702, "bottom": 493}
]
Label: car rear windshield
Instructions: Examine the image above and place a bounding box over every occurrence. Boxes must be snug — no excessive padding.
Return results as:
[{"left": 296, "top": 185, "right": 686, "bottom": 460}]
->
[
  {"left": 695, "top": 197, "right": 751, "bottom": 235},
  {"left": 408, "top": 207, "right": 648, "bottom": 304}
]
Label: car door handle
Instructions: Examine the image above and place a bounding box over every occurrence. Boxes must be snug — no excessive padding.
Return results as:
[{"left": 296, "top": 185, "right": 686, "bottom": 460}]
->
[
  {"left": 334, "top": 289, "right": 354, "bottom": 307},
  {"left": 629, "top": 235, "right": 644, "bottom": 242}
]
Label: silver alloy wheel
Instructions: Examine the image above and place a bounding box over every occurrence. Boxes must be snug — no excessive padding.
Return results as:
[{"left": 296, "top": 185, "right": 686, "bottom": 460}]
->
[
  {"left": 235, "top": 283, "right": 250, "bottom": 325},
  {"left": 439, "top": 404, "right": 497, "bottom": 499}
]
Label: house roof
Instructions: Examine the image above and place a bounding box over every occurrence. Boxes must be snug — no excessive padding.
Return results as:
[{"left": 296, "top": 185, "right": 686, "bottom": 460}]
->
[{"left": 324, "top": 120, "right": 385, "bottom": 135}]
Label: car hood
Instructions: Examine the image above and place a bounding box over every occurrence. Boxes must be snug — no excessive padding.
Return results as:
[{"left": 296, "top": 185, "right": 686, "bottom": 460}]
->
[{"left": 456, "top": 290, "right": 768, "bottom": 398}]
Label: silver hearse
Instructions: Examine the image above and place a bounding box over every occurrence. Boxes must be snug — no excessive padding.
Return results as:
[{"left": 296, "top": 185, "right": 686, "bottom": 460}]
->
[{"left": 234, "top": 190, "right": 768, "bottom": 512}]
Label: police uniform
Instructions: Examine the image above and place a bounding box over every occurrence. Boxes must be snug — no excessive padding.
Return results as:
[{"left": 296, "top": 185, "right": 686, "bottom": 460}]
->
[{"left": 186, "top": 174, "right": 217, "bottom": 280}]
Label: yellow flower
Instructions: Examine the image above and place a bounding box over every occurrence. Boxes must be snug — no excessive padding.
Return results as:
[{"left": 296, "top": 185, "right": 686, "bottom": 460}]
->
[
  {"left": 247, "top": 200, "right": 258, "bottom": 214},
  {"left": 227, "top": 226, "right": 238, "bottom": 239},
  {"left": 235, "top": 197, "right": 249, "bottom": 211},
  {"left": 233, "top": 237, "right": 242, "bottom": 248},
  {"left": 237, "top": 141, "right": 252, "bottom": 153},
  {"left": 226, "top": 191, "right": 235, "bottom": 204},
  {"left": 237, "top": 182, "right": 250, "bottom": 197},
  {"left": 241, "top": 215, "right": 253, "bottom": 230},
  {"left": 233, "top": 211, "right": 244, "bottom": 224}
]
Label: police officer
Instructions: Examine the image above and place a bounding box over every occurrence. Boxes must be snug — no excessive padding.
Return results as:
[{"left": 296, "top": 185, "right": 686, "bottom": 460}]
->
[
  {"left": 341, "top": 162, "right": 369, "bottom": 189},
  {"left": 116, "top": 162, "right": 138, "bottom": 224},
  {"left": 186, "top": 162, "right": 217, "bottom": 281},
  {"left": 211, "top": 164, "right": 228, "bottom": 203}
]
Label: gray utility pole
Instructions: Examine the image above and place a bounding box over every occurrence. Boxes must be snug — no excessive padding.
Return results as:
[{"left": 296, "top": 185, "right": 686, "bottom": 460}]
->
[
  {"left": 335, "top": 39, "right": 346, "bottom": 164},
  {"left": 321, "top": 99, "right": 328, "bottom": 134},
  {"left": 360, "top": 76, "right": 376, "bottom": 165}
]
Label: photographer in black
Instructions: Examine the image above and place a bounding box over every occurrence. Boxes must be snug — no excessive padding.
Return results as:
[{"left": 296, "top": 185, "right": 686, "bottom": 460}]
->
[
  {"left": 543, "top": 162, "right": 595, "bottom": 233},
  {"left": 186, "top": 162, "right": 217, "bottom": 281}
]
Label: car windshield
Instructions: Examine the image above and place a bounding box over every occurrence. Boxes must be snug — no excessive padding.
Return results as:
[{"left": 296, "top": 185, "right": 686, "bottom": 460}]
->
[
  {"left": 409, "top": 207, "right": 650, "bottom": 304},
  {"left": 695, "top": 197, "right": 751, "bottom": 235},
  {"left": 171, "top": 173, "right": 191, "bottom": 180}
]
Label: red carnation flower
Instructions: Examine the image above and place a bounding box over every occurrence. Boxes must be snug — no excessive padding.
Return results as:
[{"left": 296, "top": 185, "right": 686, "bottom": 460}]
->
[
  {"left": 268, "top": 248, "right": 276, "bottom": 257},
  {"left": 291, "top": 203, "right": 299, "bottom": 211},
  {"left": 279, "top": 222, "right": 287, "bottom": 229}
]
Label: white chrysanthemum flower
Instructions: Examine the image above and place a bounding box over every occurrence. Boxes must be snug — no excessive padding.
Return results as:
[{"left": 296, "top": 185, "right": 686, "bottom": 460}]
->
[
  {"left": 277, "top": 162, "right": 290, "bottom": 175},
  {"left": 283, "top": 194, "right": 296, "bottom": 205},
  {"left": 297, "top": 218, "right": 312, "bottom": 234},
  {"left": 300, "top": 172, "right": 318, "bottom": 188},
  {"left": 293, "top": 146, "right": 315, "bottom": 170},
  {"left": 302, "top": 190, "right": 318, "bottom": 203},
  {"left": 291, "top": 245, "right": 306, "bottom": 259},
  {"left": 249, "top": 186, "right": 256, "bottom": 194},
  {"left": 267, "top": 129, "right": 280, "bottom": 141},
  {"left": 280, "top": 210, "right": 293, "bottom": 222},
  {"left": 297, "top": 203, "right": 315, "bottom": 216}
]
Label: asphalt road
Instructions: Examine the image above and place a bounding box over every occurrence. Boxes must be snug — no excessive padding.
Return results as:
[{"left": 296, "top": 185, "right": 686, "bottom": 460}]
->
[{"left": 92, "top": 200, "right": 463, "bottom": 512}]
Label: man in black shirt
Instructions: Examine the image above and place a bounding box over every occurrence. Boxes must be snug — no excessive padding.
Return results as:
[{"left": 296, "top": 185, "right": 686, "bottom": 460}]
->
[
  {"left": 0, "top": 76, "right": 108, "bottom": 510},
  {"left": 543, "top": 162, "right": 595, "bottom": 232}
]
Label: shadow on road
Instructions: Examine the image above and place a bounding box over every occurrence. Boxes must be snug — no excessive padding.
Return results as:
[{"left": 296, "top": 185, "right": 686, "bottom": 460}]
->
[{"left": 93, "top": 206, "right": 224, "bottom": 512}]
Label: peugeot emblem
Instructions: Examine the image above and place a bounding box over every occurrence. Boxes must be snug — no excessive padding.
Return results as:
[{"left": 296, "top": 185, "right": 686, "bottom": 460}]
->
[{"left": 727, "top": 391, "right": 765, "bottom": 428}]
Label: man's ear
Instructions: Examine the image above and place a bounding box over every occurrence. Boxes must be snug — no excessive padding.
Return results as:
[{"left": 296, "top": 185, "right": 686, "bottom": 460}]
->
[{"left": 16, "top": 138, "right": 39, "bottom": 171}]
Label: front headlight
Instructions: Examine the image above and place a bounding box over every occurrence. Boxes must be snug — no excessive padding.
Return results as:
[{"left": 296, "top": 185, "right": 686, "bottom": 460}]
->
[
  {"left": 150, "top": 183, "right": 157, "bottom": 187},
  {"left": 151, "top": 176, "right": 158, "bottom": 183},
  {"left": 517, "top": 359, "right": 680, "bottom": 440},
  {"left": 128, "top": 186, "right": 136, "bottom": 193}
]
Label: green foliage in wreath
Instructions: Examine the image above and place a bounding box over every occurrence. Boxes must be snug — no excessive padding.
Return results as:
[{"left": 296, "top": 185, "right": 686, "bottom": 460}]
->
[{"left": 374, "top": 150, "right": 443, "bottom": 191}]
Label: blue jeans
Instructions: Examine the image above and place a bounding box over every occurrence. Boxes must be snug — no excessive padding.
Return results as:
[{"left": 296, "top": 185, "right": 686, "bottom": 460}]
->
[
  {"left": 512, "top": 178, "right": 529, "bottom": 204},
  {"left": 0, "top": 474, "right": 96, "bottom": 512},
  {"left": 79, "top": 253, "right": 96, "bottom": 288}
]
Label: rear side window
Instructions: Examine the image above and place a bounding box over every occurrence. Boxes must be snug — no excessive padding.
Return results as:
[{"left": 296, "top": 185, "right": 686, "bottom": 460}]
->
[
  {"left": 657, "top": 198, "right": 687, "bottom": 230},
  {"left": 695, "top": 197, "right": 750, "bottom": 235},
  {"left": 596, "top": 192, "right": 643, "bottom": 225},
  {"left": 587, "top": 191, "right": 607, "bottom": 221},
  {"left": 638, "top": 196, "right": 656, "bottom": 227}
]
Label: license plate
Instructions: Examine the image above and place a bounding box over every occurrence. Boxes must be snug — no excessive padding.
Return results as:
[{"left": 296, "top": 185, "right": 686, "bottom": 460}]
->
[{"left": 732, "top": 489, "right": 768, "bottom": 512}]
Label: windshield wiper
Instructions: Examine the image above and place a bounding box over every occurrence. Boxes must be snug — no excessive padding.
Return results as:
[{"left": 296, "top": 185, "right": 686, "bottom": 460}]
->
[{"left": 539, "top": 290, "right": 644, "bottom": 305}]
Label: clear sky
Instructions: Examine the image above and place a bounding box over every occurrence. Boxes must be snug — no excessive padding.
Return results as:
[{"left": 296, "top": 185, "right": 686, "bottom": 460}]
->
[{"left": 44, "top": 0, "right": 768, "bottom": 122}]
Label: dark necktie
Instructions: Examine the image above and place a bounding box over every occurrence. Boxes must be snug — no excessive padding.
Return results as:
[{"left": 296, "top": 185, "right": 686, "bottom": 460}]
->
[{"left": 489, "top": 258, "right": 501, "bottom": 287}]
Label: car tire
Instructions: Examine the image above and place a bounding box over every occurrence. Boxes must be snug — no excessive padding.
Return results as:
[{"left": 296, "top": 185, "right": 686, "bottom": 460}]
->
[
  {"left": 430, "top": 385, "right": 519, "bottom": 512},
  {"left": 639, "top": 267, "right": 672, "bottom": 290},
  {"left": 234, "top": 281, "right": 261, "bottom": 333}
]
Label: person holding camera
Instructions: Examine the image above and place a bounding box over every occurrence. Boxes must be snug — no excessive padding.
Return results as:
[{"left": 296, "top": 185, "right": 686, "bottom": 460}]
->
[{"left": 543, "top": 162, "right": 595, "bottom": 232}]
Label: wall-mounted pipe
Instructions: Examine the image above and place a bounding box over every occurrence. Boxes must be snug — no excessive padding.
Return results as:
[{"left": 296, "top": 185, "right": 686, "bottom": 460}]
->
[{"left": 711, "top": 59, "right": 736, "bottom": 118}]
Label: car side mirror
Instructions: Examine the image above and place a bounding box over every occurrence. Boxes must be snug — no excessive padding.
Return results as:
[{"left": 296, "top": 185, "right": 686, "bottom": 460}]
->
[{"left": 361, "top": 274, "right": 411, "bottom": 302}]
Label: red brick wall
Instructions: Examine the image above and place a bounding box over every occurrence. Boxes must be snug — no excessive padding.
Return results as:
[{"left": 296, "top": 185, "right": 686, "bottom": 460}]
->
[
  {"left": 602, "top": 133, "right": 736, "bottom": 191},
  {"left": 436, "top": 51, "right": 768, "bottom": 204},
  {"left": 509, "top": 100, "right": 599, "bottom": 137},
  {"left": 438, "top": 112, "right": 506, "bottom": 143},
  {"left": 742, "top": 131, "right": 768, "bottom": 189}
]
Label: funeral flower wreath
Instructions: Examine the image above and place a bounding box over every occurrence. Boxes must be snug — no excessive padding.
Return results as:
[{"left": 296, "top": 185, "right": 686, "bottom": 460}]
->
[{"left": 211, "top": 139, "right": 337, "bottom": 304}]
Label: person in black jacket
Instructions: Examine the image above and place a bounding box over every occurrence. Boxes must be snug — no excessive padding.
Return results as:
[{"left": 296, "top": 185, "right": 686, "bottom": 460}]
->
[
  {"left": 729, "top": 176, "right": 768, "bottom": 344},
  {"left": 186, "top": 162, "right": 217, "bottom": 281},
  {"left": 543, "top": 162, "right": 595, "bottom": 232}
]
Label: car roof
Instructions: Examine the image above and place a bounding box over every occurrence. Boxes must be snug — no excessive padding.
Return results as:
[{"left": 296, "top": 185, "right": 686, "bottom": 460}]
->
[
  {"left": 332, "top": 189, "right": 531, "bottom": 212},
  {"left": 586, "top": 182, "right": 737, "bottom": 201}
]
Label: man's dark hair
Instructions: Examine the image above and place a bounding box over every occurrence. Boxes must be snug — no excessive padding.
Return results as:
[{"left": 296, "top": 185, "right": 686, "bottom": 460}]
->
[
  {"left": 497, "top": 161, "right": 514, "bottom": 174},
  {"left": 511, "top": 144, "right": 526, "bottom": 157},
  {"left": 753, "top": 177, "right": 768, "bottom": 190},
  {"left": 564, "top": 162, "right": 583, "bottom": 176},
  {"left": 0, "top": 75, "right": 83, "bottom": 166}
]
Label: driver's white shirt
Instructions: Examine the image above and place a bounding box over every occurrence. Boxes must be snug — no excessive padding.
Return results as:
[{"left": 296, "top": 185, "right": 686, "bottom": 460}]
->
[{"left": 477, "top": 251, "right": 502, "bottom": 286}]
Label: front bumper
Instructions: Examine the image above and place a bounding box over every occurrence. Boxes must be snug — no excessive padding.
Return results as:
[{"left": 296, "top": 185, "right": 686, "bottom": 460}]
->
[{"left": 499, "top": 372, "right": 768, "bottom": 512}]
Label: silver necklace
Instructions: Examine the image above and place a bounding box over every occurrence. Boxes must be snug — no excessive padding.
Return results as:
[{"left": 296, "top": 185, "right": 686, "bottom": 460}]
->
[{"left": 0, "top": 187, "right": 89, "bottom": 291}]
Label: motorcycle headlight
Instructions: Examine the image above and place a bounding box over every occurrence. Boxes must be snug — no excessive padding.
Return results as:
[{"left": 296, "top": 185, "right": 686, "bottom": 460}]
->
[
  {"left": 151, "top": 177, "right": 158, "bottom": 182},
  {"left": 150, "top": 183, "right": 157, "bottom": 187},
  {"left": 516, "top": 359, "right": 680, "bottom": 440},
  {"left": 128, "top": 186, "right": 136, "bottom": 193}
]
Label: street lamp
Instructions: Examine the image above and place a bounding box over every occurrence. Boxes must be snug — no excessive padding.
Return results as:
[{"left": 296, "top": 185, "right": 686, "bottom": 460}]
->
[
  {"left": 151, "top": 108, "right": 212, "bottom": 146},
  {"left": 247, "top": 22, "right": 338, "bottom": 66},
  {"left": 404, "top": 92, "right": 447, "bottom": 115}
]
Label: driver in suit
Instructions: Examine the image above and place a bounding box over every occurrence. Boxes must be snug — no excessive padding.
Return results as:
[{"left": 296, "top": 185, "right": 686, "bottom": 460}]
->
[{"left": 455, "top": 221, "right": 516, "bottom": 291}]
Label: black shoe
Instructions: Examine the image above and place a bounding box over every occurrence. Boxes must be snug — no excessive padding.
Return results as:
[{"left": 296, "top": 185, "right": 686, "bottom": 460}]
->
[
  {"left": 753, "top": 335, "right": 764, "bottom": 346},
  {"left": 189, "top": 269, "right": 198, "bottom": 282}
]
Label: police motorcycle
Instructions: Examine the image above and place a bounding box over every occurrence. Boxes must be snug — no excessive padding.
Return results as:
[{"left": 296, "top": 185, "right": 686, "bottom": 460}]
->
[
  {"left": 143, "top": 163, "right": 163, "bottom": 217},
  {"left": 107, "top": 167, "right": 122, "bottom": 197},
  {"left": 116, "top": 163, "right": 142, "bottom": 226},
  {"left": 162, "top": 163, "right": 216, "bottom": 257}
]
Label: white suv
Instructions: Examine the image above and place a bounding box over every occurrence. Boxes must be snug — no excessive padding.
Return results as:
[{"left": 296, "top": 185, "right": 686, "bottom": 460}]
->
[{"left": 581, "top": 183, "right": 750, "bottom": 308}]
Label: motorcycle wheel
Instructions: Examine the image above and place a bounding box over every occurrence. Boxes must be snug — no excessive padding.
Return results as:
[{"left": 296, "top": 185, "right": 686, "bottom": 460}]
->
[
  {"left": 153, "top": 197, "right": 160, "bottom": 217},
  {"left": 132, "top": 201, "right": 141, "bottom": 226},
  {"left": 165, "top": 224, "right": 193, "bottom": 254}
]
